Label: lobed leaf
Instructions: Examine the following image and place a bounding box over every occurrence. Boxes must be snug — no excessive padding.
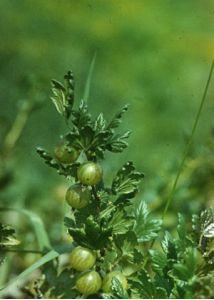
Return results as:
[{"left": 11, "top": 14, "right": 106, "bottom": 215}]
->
[
  {"left": 94, "top": 113, "right": 106, "bottom": 132},
  {"left": 65, "top": 215, "right": 111, "bottom": 250},
  {"left": 133, "top": 200, "right": 162, "bottom": 242},
  {"left": 201, "top": 208, "right": 214, "bottom": 237},
  {"left": 161, "top": 231, "right": 177, "bottom": 261},
  {"left": 109, "top": 210, "right": 134, "bottom": 235},
  {"left": 112, "top": 161, "right": 144, "bottom": 199},
  {"left": 0, "top": 223, "right": 19, "bottom": 248},
  {"left": 111, "top": 277, "right": 129, "bottom": 299},
  {"left": 51, "top": 71, "right": 74, "bottom": 119},
  {"left": 176, "top": 213, "right": 193, "bottom": 252},
  {"left": 71, "top": 100, "right": 92, "bottom": 128},
  {"left": 106, "top": 130, "right": 131, "bottom": 153},
  {"left": 36, "top": 147, "right": 80, "bottom": 178},
  {"left": 150, "top": 249, "right": 167, "bottom": 275},
  {"left": 107, "top": 105, "right": 129, "bottom": 131},
  {"left": 41, "top": 265, "right": 77, "bottom": 298}
]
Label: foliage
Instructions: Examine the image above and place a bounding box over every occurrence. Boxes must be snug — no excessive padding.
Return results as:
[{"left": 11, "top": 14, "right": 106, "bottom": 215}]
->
[
  {"left": 0, "top": 223, "right": 19, "bottom": 266},
  {"left": 33, "top": 70, "right": 214, "bottom": 298}
]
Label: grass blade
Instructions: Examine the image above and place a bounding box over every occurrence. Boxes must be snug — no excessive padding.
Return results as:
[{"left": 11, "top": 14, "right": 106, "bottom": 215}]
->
[
  {"left": 0, "top": 250, "right": 57, "bottom": 292},
  {"left": 0, "top": 256, "right": 12, "bottom": 288},
  {"left": 163, "top": 60, "right": 214, "bottom": 218},
  {"left": 0, "top": 244, "right": 74, "bottom": 292},
  {"left": 83, "top": 53, "right": 97, "bottom": 102}
]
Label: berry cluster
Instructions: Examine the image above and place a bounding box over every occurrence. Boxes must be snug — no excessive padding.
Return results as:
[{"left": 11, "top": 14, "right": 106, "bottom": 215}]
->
[
  {"left": 54, "top": 141, "right": 127, "bottom": 296},
  {"left": 69, "top": 246, "right": 127, "bottom": 296}
]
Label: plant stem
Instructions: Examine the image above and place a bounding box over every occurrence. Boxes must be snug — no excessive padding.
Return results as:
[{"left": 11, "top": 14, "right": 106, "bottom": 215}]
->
[{"left": 163, "top": 60, "right": 214, "bottom": 218}]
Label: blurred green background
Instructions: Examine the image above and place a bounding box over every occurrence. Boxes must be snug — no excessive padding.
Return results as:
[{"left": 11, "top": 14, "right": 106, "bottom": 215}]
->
[{"left": 0, "top": 0, "right": 214, "bottom": 224}]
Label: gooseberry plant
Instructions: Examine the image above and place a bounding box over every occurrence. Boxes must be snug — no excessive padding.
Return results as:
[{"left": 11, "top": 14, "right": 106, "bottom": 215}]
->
[{"left": 35, "top": 68, "right": 214, "bottom": 299}]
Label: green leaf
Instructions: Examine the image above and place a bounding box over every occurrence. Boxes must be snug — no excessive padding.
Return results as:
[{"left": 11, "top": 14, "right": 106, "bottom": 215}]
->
[
  {"left": 101, "top": 293, "right": 114, "bottom": 299},
  {"left": 83, "top": 53, "right": 96, "bottom": 102},
  {"left": 172, "top": 247, "right": 198, "bottom": 282},
  {"left": 86, "top": 130, "right": 110, "bottom": 159},
  {"left": 71, "top": 100, "right": 92, "bottom": 128},
  {"left": 51, "top": 71, "right": 74, "bottom": 119},
  {"left": 172, "top": 264, "right": 190, "bottom": 282},
  {"left": 99, "top": 250, "right": 117, "bottom": 272},
  {"left": 192, "top": 213, "right": 200, "bottom": 243},
  {"left": 118, "top": 232, "right": 138, "bottom": 258},
  {"left": 85, "top": 216, "right": 111, "bottom": 249},
  {"left": 130, "top": 269, "right": 156, "bottom": 298},
  {"left": 111, "top": 277, "right": 129, "bottom": 299},
  {"left": 133, "top": 200, "right": 162, "bottom": 242},
  {"left": 64, "top": 217, "right": 87, "bottom": 247},
  {"left": 65, "top": 215, "right": 111, "bottom": 250},
  {"left": 94, "top": 113, "right": 106, "bottom": 132},
  {"left": 156, "top": 287, "right": 168, "bottom": 299},
  {"left": 136, "top": 270, "right": 168, "bottom": 299},
  {"left": 150, "top": 249, "right": 167, "bottom": 275},
  {"left": 78, "top": 124, "right": 95, "bottom": 149},
  {"left": 201, "top": 208, "right": 214, "bottom": 237},
  {"left": 177, "top": 213, "right": 186, "bottom": 242},
  {"left": 0, "top": 223, "right": 19, "bottom": 266},
  {"left": 195, "top": 208, "right": 214, "bottom": 255},
  {"left": 154, "top": 274, "right": 172, "bottom": 298},
  {"left": 99, "top": 204, "right": 116, "bottom": 222},
  {"left": 107, "top": 105, "right": 129, "bottom": 131},
  {"left": 41, "top": 265, "right": 77, "bottom": 298},
  {"left": 106, "top": 130, "right": 131, "bottom": 153},
  {"left": 177, "top": 213, "right": 193, "bottom": 251},
  {"left": 62, "top": 101, "right": 131, "bottom": 159},
  {"left": 112, "top": 161, "right": 144, "bottom": 199},
  {"left": 204, "top": 223, "right": 214, "bottom": 238},
  {"left": 161, "top": 231, "right": 177, "bottom": 261},
  {"left": 36, "top": 147, "right": 80, "bottom": 178},
  {"left": 51, "top": 80, "right": 65, "bottom": 115},
  {"left": 36, "top": 147, "right": 59, "bottom": 168},
  {"left": 63, "top": 131, "right": 82, "bottom": 150},
  {"left": 0, "top": 223, "right": 19, "bottom": 247},
  {"left": 64, "top": 70, "right": 75, "bottom": 118},
  {"left": 109, "top": 210, "right": 134, "bottom": 235},
  {"left": 114, "top": 231, "right": 138, "bottom": 259}
]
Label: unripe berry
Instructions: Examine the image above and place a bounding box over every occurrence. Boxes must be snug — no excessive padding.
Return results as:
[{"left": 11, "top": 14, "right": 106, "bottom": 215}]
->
[
  {"left": 76, "top": 271, "right": 102, "bottom": 295},
  {"left": 70, "top": 246, "right": 96, "bottom": 271},
  {"left": 54, "top": 142, "right": 80, "bottom": 164},
  {"left": 65, "top": 184, "right": 91, "bottom": 209},
  {"left": 77, "top": 162, "right": 103, "bottom": 186}
]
